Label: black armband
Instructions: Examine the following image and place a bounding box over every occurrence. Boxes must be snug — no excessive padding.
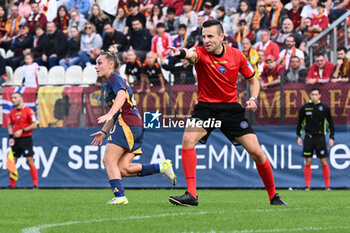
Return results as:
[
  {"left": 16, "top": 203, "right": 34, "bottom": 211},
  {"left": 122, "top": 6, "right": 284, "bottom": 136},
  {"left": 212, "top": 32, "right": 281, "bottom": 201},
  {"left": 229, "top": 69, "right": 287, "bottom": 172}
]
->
[
  {"left": 176, "top": 49, "right": 186, "bottom": 59},
  {"left": 9, "top": 134, "right": 14, "bottom": 139},
  {"left": 101, "top": 129, "right": 107, "bottom": 134}
]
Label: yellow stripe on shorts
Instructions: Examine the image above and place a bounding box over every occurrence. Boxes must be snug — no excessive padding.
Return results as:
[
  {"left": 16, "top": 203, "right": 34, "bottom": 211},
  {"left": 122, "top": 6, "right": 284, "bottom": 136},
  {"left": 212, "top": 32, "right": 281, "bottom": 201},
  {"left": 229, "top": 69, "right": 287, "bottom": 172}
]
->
[{"left": 118, "top": 115, "right": 134, "bottom": 150}]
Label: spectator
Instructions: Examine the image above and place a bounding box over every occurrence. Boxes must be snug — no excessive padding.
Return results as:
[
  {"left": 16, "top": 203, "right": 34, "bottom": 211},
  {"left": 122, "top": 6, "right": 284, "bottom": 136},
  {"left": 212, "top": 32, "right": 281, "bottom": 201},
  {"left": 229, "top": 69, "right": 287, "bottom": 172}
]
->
[
  {"left": 260, "top": 55, "right": 284, "bottom": 89},
  {"left": 331, "top": 47, "right": 350, "bottom": 83},
  {"left": 231, "top": 0, "right": 254, "bottom": 34},
  {"left": 139, "top": 0, "right": 157, "bottom": 17},
  {"left": 284, "top": 56, "right": 308, "bottom": 82},
  {"left": 125, "top": 19, "right": 152, "bottom": 62},
  {"left": 277, "top": 35, "right": 305, "bottom": 70},
  {"left": 0, "top": 5, "right": 7, "bottom": 40},
  {"left": 59, "top": 26, "right": 81, "bottom": 70},
  {"left": 306, "top": 54, "right": 335, "bottom": 84},
  {"left": 223, "top": 33, "right": 238, "bottom": 48},
  {"left": 173, "top": 24, "right": 188, "bottom": 49},
  {"left": 6, "top": 23, "right": 33, "bottom": 70},
  {"left": 287, "top": 0, "right": 303, "bottom": 31},
  {"left": 1, "top": 5, "right": 21, "bottom": 51},
  {"left": 218, "top": 0, "right": 239, "bottom": 15},
  {"left": 31, "top": 25, "right": 49, "bottom": 60},
  {"left": 215, "top": 6, "right": 231, "bottom": 35},
  {"left": 89, "top": 4, "right": 110, "bottom": 36},
  {"left": 300, "top": 0, "right": 326, "bottom": 29},
  {"left": 68, "top": 10, "right": 87, "bottom": 36},
  {"left": 102, "top": 22, "right": 128, "bottom": 52},
  {"left": 164, "top": 7, "right": 179, "bottom": 36},
  {"left": 158, "top": 51, "right": 196, "bottom": 84},
  {"left": 124, "top": 1, "right": 147, "bottom": 35},
  {"left": 242, "top": 37, "right": 259, "bottom": 77},
  {"left": 306, "top": 1, "right": 329, "bottom": 40},
  {"left": 113, "top": 7, "right": 127, "bottom": 33},
  {"left": 251, "top": 0, "right": 268, "bottom": 41},
  {"left": 35, "top": 22, "right": 67, "bottom": 69},
  {"left": 179, "top": 0, "right": 198, "bottom": 35},
  {"left": 22, "top": 53, "right": 39, "bottom": 87},
  {"left": 151, "top": 23, "right": 172, "bottom": 59},
  {"left": 326, "top": 0, "right": 348, "bottom": 23},
  {"left": 99, "top": 0, "right": 118, "bottom": 22},
  {"left": 138, "top": 52, "right": 166, "bottom": 93},
  {"left": 146, "top": 4, "right": 165, "bottom": 35},
  {"left": 26, "top": 0, "right": 47, "bottom": 34},
  {"left": 256, "top": 29, "right": 280, "bottom": 59},
  {"left": 66, "top": 0, "right": 90, "bottom": 19},
  {"left": 125, "top": 50, "right": 143, "bottom": 84},
  {"left": 53, "top": 5, "right": 70, "bottom": 38},
  {"left": 162, "top": 0, "right": 185, "bottom": 16},
  {"left": 198, "top": 1, "right": 217, "bottom": 21},
  {"left": 78, "top": 22, "right": 102, "bottom": 68},
  {"left": 257, "top": 49, "right": 266, "bottom": 76},
  {"left": 186, "top": 15, "right": 205, "bottom": 48},
  {"left": 267, "top": 0, "right": 287, "bottom": 29},
  {"left": 0, "top": 55, "right": 7, "bottom": 85},
  {"left": 274, "top": 18, "right": 307, "bottom": 51},
  {"left": 19, "top": 0, "right": 32, "bottom": 18},
  {"left": 235, "top": 19, "right": 254, "bottom": 49}
]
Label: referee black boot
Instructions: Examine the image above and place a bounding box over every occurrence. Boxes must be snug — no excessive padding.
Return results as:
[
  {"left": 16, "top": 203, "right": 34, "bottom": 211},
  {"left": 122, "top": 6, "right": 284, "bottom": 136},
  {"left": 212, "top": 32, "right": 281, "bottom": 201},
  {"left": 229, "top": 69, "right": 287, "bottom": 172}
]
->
[
  {"left": 270, "top": 193, "right": 288, "bottom": 206},
  {"left": 168, "top": 191, "right": 198, "bottom": 206}
]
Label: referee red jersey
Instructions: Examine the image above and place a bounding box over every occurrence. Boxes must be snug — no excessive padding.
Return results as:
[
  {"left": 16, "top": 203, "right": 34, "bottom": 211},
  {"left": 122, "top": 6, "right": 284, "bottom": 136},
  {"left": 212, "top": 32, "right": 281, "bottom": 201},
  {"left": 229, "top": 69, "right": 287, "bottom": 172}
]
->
[
  {"left": 9, "top": 106, "right": 36, "bottom": 137},
  {"left": 193, "top": 45, "right": 255, "bottom": 103}
]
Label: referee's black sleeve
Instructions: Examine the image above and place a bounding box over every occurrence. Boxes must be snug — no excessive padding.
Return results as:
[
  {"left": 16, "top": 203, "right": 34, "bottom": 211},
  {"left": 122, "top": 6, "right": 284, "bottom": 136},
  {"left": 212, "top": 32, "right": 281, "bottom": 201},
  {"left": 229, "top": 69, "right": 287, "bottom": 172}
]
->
[
  {"left": 325, "top": 106, "right": 335, "bottom": 139},
  {"left": 296, "top": 105, "right": 305, "bottom": 137}
]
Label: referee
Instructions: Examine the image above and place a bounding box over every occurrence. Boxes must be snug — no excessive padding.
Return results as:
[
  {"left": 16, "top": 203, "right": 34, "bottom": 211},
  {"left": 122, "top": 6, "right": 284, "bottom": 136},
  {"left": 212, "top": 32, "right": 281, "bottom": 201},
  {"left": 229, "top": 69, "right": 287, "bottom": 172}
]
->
[
  {"left": 297, "top": 87, "right": 334, "bottom": 190},
  {"left": 8, "top": 92, "right": 38, "bottom": 189}
]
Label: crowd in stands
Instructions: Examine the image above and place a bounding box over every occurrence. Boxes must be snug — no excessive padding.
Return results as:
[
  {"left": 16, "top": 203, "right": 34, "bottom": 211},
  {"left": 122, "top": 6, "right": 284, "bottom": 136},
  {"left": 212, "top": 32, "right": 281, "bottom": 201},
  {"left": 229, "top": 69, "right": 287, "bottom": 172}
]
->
[{"left": 0, "top": 0, "right": 349, "bottom": 87}]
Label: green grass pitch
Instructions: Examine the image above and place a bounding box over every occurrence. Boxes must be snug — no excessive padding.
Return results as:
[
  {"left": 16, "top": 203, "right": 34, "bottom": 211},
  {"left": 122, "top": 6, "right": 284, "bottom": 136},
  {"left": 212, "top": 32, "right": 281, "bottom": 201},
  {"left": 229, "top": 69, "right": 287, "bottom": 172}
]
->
[{"left": 1, "top": 189, "right": 349, "bottom": 233}]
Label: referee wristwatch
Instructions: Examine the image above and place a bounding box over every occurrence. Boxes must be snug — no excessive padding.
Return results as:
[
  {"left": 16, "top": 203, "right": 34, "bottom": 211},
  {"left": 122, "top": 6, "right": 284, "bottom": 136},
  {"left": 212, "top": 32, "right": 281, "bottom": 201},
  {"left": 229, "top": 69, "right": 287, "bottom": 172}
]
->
[{"left": 249, "top": 97, "right": 258, "bottom": 104}]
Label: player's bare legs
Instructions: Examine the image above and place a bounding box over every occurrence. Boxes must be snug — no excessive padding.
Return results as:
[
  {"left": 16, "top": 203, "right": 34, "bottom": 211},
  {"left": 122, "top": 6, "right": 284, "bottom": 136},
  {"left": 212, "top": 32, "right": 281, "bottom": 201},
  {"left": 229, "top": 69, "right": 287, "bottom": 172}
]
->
[
  {"left": 118, "top": 152, "right": 142, "bottom": 177},
  {"left": 103, "top": 144, "right": 125, "bottom": 180},
  {"left": 168, "top": 126, "right": 206, "bottom": 206},
  {"left": 235, "top": 134, "right": 287, "bottom": 205}
]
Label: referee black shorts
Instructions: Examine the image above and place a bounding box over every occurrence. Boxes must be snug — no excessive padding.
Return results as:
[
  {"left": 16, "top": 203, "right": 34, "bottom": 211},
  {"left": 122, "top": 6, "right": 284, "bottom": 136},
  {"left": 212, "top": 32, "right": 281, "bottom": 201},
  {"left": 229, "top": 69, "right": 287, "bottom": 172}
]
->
[
  {"left": 191, "top": 102, "right": 255, "bottom": 144},
  {"left": 302, "top": 134, "right": 328, "bottom": 158},
  {"left": 12, "top": 136, "right": 34, "bottom": 158}
]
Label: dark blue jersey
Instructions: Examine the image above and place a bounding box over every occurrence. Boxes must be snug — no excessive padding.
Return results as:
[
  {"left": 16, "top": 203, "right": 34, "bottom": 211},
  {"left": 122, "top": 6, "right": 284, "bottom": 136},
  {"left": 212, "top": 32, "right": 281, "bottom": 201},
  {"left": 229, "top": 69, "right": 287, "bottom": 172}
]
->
[{"left": 104, "top": 72, "right": 142, "bottom": 126}]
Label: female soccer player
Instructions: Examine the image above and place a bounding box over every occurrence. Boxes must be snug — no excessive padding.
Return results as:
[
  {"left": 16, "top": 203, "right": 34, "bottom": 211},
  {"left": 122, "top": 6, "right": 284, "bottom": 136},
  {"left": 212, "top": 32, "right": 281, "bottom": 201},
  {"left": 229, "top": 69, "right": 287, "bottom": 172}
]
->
[{"left": 91, "top": 46, "right": 176, "bottom": 205}]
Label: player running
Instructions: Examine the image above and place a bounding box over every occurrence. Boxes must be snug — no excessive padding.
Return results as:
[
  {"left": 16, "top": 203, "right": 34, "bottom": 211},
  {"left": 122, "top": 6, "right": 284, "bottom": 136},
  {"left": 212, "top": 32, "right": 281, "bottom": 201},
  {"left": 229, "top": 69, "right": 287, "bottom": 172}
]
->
[
  {"left": 167, "top": 19, "right": 287, "bottom": 206},
  {"left": 91, "top": 46, "right": 176, "bottom": 205}
]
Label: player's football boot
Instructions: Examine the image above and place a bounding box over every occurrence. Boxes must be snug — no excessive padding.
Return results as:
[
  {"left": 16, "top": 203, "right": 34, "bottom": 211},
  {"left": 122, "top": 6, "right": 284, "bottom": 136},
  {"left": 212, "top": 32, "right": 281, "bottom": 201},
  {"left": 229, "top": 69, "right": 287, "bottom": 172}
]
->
[
  {"left": 168, "top": 191, "right": 198, "bottom": 206},
  {"left": 106, "top": 196, "right": 129, "bottom": 205},
  {"left": 160, "top": 159, "right": 177, "bottom": 186},
  {"left": 270, "top": 193, "right": 288, "bottom": 206}
]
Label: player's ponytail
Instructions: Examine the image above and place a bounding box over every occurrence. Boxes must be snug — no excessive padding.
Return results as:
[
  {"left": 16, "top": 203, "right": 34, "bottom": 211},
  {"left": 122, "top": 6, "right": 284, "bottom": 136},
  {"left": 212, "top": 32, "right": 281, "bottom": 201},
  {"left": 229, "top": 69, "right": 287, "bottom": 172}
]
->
[{"left": 100, "top": 45, "right": 120, "bottom": 71}]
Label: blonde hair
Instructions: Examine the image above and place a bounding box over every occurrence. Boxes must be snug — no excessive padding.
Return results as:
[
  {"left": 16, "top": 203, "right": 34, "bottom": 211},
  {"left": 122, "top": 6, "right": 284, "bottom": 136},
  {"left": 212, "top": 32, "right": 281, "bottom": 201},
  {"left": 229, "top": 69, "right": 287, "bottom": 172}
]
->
[
  {"left": 100, "top": 45, "right": 120, "bottom": 71},
  {"left": 89, "top": 4, "right": 109, "bottom": 21}
]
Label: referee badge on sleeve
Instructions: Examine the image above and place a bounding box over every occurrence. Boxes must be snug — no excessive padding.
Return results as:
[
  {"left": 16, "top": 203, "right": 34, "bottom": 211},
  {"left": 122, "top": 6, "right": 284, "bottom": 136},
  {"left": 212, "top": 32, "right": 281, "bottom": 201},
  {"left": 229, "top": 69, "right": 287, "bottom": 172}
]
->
[{"left": 240, "top": 121, "right": 249, "bottom": 129}]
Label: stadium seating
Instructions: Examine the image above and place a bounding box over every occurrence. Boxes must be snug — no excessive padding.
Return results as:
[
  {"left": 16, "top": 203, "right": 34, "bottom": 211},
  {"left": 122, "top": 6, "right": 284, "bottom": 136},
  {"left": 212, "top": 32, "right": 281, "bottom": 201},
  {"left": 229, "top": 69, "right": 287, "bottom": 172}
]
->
[
  {"left": 12, "top": 67, "right": 24, "bottom": 85},
  {"left": 65, "top": 65, "right": 83, "bottom": 85},
  {"left": 37, "top": 66, "right": 48, "bottom": 85},
  {"left": 5, "top": 66, "right": 13, "bottom": 83},
  {"left": 47, "top": 66, "right": 65, "bottom": 85},
  {"left": 5, "top": 50, "right": 14, "bottom": 59},
  {"left": 82, "top": 65, "right": 98, "bottom": 85},
  {"left": 0, "top": 48, "right": 5, "bottom": 58}
]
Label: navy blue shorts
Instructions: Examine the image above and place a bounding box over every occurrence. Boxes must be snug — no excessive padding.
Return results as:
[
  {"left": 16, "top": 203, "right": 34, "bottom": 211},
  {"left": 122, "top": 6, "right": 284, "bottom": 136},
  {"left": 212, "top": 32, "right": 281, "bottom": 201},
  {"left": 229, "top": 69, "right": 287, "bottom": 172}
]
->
[{"left": 107, "top": 117, "right": 144, "bottom": 155}]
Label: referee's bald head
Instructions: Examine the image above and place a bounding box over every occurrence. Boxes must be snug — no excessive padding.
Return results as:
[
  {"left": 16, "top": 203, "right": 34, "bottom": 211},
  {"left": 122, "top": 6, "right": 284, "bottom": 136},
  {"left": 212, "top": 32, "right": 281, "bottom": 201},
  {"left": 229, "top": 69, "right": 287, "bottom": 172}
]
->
[{"left": 203, "top": 19, "right": 224, "bottom": 35}]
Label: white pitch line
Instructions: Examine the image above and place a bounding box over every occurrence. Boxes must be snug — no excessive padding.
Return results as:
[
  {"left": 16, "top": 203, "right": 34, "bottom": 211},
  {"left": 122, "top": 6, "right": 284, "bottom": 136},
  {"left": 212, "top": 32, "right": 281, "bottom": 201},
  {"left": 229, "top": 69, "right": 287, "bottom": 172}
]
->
[
  {"left": 22, "top": 211, "right": 222, "bottom": 233},
  {"left": 21, "top": 206, "right": 350, "bottom": 233}
]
